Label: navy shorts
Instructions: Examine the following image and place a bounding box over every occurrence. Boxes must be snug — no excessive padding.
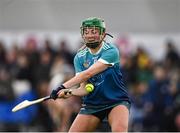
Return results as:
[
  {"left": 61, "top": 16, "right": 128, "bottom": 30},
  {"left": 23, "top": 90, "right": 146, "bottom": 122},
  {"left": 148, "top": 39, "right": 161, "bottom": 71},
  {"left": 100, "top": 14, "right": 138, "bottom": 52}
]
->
[{"left": 79, "top": 101, "right": 131, "bottom": 121}]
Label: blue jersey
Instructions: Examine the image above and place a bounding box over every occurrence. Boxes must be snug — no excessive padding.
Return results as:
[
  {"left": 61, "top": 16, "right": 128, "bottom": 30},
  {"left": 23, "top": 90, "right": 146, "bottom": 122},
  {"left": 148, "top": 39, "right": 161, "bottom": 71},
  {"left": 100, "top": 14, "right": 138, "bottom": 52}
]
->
[{"left": 74, "top": 42, "right": 131, "bottom": 106}]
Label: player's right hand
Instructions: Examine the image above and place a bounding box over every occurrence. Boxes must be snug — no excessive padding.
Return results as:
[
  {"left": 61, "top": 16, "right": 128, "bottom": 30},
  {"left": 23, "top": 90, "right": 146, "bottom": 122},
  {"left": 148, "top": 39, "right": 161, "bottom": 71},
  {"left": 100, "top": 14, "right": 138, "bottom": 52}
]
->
[
  {"left": 50, "top": 85, "right": 66, "bottom": 100},
  {"left": 58, "top": 89, "right": 72, "bottom": 99}
]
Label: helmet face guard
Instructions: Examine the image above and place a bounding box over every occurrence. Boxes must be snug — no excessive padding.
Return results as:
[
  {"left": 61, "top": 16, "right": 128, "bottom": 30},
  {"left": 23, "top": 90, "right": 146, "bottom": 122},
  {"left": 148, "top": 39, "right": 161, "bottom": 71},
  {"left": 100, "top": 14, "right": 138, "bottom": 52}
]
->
[{"left": 81, "top": 17, "right": 106, "bottom": 49}]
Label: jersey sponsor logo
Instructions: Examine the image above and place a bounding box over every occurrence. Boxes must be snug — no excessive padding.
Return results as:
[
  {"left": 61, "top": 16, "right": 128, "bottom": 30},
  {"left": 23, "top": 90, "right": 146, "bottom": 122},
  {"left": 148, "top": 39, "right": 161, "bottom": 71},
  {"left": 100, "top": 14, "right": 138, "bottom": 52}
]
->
[
  {"left": 90, "top": 73, "right": 104, "bottom": 86},
  {"left": 94, "top": 80, "right": 104, "bottom": 86},
  {"left": 92, "top": 56, "right": 98, "bottom": 64}
]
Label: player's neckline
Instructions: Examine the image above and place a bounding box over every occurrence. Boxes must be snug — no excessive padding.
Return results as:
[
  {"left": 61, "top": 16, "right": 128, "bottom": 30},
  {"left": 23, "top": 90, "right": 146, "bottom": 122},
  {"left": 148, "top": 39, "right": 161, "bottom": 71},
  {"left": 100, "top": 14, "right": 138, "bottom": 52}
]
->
[{"left": 88, "top": 42, "right": 104, "bottom": 55}]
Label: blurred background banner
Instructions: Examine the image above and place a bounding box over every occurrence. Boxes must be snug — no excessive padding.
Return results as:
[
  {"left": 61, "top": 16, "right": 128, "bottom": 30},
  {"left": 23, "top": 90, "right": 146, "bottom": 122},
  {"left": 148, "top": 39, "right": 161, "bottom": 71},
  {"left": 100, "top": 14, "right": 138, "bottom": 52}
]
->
[{"left": 0, "top": 0, "right": 179, "bottom": 132}]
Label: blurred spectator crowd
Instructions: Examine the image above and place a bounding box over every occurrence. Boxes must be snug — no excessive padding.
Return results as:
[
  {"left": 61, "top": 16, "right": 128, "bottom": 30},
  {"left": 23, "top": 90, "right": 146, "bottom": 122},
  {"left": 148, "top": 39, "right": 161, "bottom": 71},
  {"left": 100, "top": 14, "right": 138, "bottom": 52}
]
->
[{"left": 0, "top": 35, "right": 179, "bottom": 132}]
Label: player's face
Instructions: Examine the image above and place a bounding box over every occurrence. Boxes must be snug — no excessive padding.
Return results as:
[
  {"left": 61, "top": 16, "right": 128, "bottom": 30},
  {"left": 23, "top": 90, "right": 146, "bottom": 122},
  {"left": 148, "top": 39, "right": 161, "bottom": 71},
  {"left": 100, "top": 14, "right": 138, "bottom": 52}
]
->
[{"left": 82, "top": 27, "right": 101, "bottom": 43}]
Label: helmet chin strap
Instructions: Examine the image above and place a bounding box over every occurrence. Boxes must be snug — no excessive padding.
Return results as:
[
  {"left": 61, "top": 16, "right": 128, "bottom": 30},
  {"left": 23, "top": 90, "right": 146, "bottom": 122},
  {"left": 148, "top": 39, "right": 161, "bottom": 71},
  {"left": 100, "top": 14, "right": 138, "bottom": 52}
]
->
[
  {"left": 85, "top": 42, "right": 100, "bottom": 49},
  {"left": 85, "top": 35, "right": 105, "bottom": 49}
]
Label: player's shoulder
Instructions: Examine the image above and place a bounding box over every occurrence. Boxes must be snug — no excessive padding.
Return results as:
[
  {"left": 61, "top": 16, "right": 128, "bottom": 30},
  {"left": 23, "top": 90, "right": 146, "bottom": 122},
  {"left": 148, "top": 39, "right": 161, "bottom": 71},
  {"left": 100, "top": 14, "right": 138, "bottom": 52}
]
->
[
  {"left": 102, "top": 42, "right": 119, "bottom": 53},
  {"left": 76, "top": 46, "right": 89, "bottom": 58}
]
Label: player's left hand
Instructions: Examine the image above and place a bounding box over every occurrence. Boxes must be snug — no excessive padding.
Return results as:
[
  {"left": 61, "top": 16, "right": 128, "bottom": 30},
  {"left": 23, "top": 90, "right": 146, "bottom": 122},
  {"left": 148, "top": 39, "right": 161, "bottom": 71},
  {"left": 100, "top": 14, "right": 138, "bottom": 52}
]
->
[{"left": 50, "top": 85, "right": 66, "bottom": 100}]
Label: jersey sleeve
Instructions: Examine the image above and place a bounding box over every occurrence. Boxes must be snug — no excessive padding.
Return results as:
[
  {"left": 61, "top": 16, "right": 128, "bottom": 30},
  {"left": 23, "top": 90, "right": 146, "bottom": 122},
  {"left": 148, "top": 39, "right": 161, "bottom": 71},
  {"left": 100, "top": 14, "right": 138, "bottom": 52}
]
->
[
  {"left": 73, "top": 54, "right": 83, "bottom": 75},
  {"left": 98, "top": 47, "right": 120, "bottom": 65}
]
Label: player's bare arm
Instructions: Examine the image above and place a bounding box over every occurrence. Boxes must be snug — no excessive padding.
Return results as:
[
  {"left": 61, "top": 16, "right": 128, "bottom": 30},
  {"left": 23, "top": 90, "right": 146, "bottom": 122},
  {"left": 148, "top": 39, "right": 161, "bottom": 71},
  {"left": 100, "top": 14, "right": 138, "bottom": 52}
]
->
[
  {"left": 58, "top": 82, "right": 89, "bottom": 98},
  {"left": 62, "top": 61, "right": 109, "bottom": 89}
]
